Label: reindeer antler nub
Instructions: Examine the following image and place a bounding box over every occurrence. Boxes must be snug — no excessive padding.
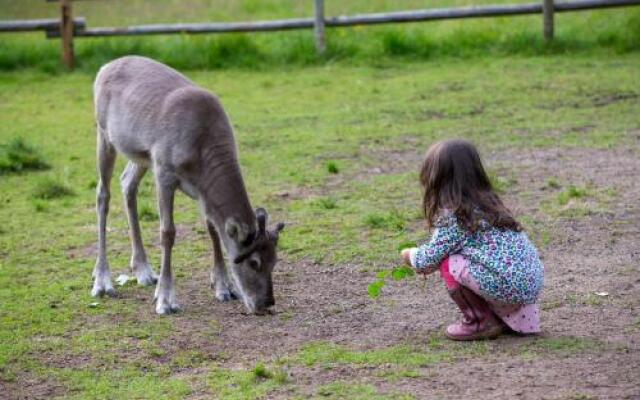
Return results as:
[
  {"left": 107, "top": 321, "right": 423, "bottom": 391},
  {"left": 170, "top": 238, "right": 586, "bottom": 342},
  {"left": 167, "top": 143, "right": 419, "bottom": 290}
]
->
[{"left": 256, "top": 207, "right": 267, "bottom": 235}]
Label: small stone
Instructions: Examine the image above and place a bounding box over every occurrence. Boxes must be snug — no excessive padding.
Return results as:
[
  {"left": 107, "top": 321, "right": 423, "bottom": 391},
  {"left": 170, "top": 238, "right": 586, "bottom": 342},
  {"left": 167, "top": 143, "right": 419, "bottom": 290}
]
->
[{"left": 116, "top": 274, "right": 134, "bottom": 286}]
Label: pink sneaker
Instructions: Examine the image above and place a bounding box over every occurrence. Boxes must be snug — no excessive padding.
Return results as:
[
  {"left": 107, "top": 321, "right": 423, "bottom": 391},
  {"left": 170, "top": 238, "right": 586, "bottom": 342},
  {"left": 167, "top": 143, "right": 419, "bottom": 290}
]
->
[{"left": 445, "top": 287, "right": 504, "bottom": 341}]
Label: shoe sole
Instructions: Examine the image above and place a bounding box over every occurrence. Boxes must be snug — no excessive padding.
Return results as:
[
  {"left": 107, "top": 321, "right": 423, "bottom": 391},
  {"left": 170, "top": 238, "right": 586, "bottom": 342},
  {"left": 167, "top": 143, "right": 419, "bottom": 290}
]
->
[{"left": 445, "top": 325, "right": 504, "bottom": 341}]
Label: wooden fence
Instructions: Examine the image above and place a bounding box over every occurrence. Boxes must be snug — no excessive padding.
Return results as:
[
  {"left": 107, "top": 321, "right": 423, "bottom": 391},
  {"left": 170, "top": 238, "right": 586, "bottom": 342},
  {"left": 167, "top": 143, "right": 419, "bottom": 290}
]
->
[{"left": 1, "top": 0, "right": 639, "bottom": 69}]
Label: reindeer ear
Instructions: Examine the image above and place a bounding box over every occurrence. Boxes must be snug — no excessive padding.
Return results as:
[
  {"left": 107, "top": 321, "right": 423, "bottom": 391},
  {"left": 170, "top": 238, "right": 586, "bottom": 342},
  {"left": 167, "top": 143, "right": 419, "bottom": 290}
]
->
[
  {"left": 271, "top": 222, "right": 285, "bottom": 242},
  {"left": 256, "top": 207, "right": 268, "bottom": 235},
  {"left": 225, "top": 217, "right": 241, "bottom": 241}
]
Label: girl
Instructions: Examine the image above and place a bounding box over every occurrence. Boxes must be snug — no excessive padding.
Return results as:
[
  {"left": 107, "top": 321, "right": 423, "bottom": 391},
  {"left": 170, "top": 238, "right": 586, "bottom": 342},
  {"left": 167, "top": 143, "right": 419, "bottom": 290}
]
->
[{"left": 401, "top": 139, "right": 543, "bottom": 341}]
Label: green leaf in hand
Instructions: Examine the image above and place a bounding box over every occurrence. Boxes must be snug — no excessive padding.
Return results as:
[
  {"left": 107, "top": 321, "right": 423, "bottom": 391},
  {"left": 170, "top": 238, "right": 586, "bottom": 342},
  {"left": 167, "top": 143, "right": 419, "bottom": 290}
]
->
[
  {"left": 367, "top": 280, "right": 386, "bottom": 299},
  {"left": 368, "top": 266, "right": 416, "bottom": 299},
  {"left": 391, "top": 265, "right": 415, "bottom": 281},
  {"left": 397, "top": 241, "right": 417, "bottom": 251}
]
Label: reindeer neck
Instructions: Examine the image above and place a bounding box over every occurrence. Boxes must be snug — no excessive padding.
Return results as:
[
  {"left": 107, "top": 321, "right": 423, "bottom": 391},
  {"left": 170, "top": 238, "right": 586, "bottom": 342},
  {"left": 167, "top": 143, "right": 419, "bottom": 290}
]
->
[{"left": 198, "top": 144, "right": 256, "bottom": 234}]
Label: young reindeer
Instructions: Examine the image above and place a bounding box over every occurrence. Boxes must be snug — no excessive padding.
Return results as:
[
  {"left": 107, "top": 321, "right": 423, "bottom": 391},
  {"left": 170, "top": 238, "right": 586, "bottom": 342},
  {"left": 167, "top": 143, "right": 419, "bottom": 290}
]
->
[{"left": 92, "top": 56, "right": 284, "bottom": 315}]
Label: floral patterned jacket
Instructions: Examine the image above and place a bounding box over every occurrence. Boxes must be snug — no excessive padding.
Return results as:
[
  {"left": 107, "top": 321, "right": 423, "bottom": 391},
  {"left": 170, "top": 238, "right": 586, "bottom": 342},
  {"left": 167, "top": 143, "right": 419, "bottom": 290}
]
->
[{"left": 409, "top": 212, "right": 543, "bottom": 304}]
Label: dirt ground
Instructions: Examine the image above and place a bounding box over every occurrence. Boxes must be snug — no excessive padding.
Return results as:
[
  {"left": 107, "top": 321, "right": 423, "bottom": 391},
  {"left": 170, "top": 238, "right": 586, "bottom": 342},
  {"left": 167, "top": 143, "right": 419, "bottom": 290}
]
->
[
  {"left": 151, "top": 145, "right": 640, "bottom": 398},
  {"left": 5, "top": 143, "right": 639, "bottom": 400}
]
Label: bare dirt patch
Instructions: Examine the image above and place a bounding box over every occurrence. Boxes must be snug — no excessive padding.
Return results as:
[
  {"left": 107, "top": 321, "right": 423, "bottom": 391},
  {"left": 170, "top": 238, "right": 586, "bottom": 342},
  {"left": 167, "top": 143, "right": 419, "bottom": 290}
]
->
[
  {"left": 172, "top": 144, "right": 639, "bottom": 398},
  {"left": 1, "top": 373, "right": 66, "bottom": 400},
  {"left": 29, "top": 144, "right": 640, "bottom": 399}
]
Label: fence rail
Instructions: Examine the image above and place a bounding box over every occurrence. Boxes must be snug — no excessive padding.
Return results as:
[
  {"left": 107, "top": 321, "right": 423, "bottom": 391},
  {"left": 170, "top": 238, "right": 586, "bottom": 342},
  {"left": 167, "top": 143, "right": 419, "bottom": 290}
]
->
[
  {"left": 1, "top": 0, "right": 640, "bottom": 69},
  {"left": 41, "top": 0, "right": 640, "bottom": 38},
  {"left": 0, "top": 17, "right": 84, "bottom": 32}
]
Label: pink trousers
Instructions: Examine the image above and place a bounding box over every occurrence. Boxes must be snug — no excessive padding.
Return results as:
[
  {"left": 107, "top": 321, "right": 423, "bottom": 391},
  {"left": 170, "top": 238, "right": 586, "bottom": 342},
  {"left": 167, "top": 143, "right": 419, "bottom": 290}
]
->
[{"left": 440, "top": 255, "right": 540, "bottom": 334}]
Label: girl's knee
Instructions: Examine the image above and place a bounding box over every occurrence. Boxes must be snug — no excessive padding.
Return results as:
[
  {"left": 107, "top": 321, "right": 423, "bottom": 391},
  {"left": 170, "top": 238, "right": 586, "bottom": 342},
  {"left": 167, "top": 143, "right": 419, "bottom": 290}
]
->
[{"left": 439, "top": 257, "right": 460, "bottom": 290}]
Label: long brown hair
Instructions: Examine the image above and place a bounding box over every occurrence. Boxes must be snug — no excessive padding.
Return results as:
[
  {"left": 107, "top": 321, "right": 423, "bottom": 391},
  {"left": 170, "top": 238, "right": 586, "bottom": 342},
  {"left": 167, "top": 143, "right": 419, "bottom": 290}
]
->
[{"left": 420, "top": 139, "right": 522, "bottom": 232}]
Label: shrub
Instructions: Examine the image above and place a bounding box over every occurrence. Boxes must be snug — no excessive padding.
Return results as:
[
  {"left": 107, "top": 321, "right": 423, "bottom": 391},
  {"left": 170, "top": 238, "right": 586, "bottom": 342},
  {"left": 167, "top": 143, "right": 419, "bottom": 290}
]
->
[
  {"left": 252, "top": 362, "right": 271, "bottom": 380},
  {"left": 0, "top": 138, "right": 50, "bottom": 174},
  {"left": 139, "top": 204, "right": 159, "bottom": 221},
  {"left": 314, "top": 197, "right": 338, "bottom": 210},
  {"left": 32, "top": 178, "right": 74, "bottom": 200},
  {"left": 326, "top": 161, "right": 339, "bottom": 174},
  {"left": 557, "top": 185, "right": 588, "bottom": 205},
  {"left": 364, "top": 209, "right": 405, "bottom": 231}
]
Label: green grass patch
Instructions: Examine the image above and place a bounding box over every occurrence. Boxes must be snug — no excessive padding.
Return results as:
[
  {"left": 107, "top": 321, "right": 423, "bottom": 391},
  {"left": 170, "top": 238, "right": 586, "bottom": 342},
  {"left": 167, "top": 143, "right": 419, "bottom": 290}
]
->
[
  {"left": 375, "top": 368, "right": 422, "bottom": 381},
  {"left": 1, "top": 13, "right": 639, "bottom": 73},
  {"left": 1, "top": 1, "right": 640, "bottom": 72},
  {"left": 545, "top": 177, "right": 562, "bottom": 190},
  {"left": 541, "top": 181, "right": 617, "bottom": 219},
  {"left": 0, "top": 137, "right": 50, "bottom": 174},
  {"left": 32, "top": 178, "right": 75, "bottom": 200},
  {"left": 208, "top": 364, "right": 289, "bottom": 400},
  {"left": 0, "top": 53, "right": 637, "bottom": 397},
  {"left": 313, "top": 196, "right": 338, "bottom": 210},
  {"left": 326, "top": 160, "right": 340, "bottom": 174},
  {"left": 364, "top": 209, "right": 406, "bottom": 231},
  {"left": 251, "top": 362, "right": 271, "bottom": 379},
  {"left": 52, "top": 367, "right": 192, "bottom": 400},
  {"left": 557, "top": 185, "right": 589, "bottom": 206},
  {"left": 295, "top": 341, "right": 488, "bottom": 368},
  {"left": 139, "top": 203, "right": 159, "bottom": 221},
  {"left": 314, "top": 381, "right": 415, "bottom": 400},
  {"left": 489, "top": 171, "right": 517, "bottom": 194}
]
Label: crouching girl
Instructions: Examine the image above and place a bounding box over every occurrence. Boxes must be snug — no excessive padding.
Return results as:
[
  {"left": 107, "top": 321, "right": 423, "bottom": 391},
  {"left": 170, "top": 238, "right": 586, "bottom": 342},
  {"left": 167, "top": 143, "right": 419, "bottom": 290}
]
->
[{"left": 401, "top": 139, "right": 543, "bottom": 341}]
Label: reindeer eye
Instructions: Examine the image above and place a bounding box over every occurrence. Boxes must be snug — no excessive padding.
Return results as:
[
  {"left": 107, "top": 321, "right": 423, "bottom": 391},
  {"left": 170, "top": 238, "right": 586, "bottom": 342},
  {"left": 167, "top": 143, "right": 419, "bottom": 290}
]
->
[{"left": 249, "top": 259, "right": 260, "bottom": 270}]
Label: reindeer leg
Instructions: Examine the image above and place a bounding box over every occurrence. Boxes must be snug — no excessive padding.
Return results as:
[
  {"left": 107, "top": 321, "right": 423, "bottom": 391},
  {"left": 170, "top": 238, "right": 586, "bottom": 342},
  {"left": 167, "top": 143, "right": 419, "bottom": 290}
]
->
[
  {"left": 207, "top": 221, "right": 238, "bottom": 302},
  {"left": 92, "top": 133, "right": 117, "bottom": 297},
  {"left": 121, "top": 162, "right": 157, "bottom": 286},
  {"left": 153, "top": 168, "right": 180, "bottom": 314}
]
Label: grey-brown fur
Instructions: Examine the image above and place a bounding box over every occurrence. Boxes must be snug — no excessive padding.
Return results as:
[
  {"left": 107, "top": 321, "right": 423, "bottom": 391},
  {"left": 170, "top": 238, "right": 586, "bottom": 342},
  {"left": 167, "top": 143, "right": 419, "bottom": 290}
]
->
[{"left": 92, "top": 55, "right": 284, "bottom": 315}]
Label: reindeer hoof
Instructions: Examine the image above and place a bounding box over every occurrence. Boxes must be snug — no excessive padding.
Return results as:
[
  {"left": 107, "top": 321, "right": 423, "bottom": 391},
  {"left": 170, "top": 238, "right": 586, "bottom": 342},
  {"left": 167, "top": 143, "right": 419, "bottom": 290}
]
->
[
  {"left": 215, "top": 289, "right": 239, "bottom": 302},
  {"left": 154, "top": 289, "right": 180, "bottom": 315},
  {"left": 133, "top": 264, "right": 158, "bottom": 286},
  {"left": 156, "top": 303, "right": 181, "bottom": 315},
  {"left": 215, "top": 292, "right": 233, "bottom": 302},
  {"left": 136, "top": 272, "right": 158, "bottom": 286},
  {"left": 91, "top": 287, "right": 117, "bottom": 298},
  {"left": 91, "top": 278, "right": 116, "bottom": 298}
]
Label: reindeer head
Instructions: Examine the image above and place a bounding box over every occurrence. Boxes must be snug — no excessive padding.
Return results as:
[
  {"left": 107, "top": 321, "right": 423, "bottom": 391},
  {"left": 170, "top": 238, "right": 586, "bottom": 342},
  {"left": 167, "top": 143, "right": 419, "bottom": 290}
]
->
[{"left": 225, "top": 208, "right": 284, "bottom": 314}]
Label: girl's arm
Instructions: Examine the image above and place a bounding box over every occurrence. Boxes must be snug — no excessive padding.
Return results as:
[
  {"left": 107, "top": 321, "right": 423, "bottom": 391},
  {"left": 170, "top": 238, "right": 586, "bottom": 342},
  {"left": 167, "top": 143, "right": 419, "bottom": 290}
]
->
[{"left": 408, "top": 216, "right": 465, "bottom": 274}]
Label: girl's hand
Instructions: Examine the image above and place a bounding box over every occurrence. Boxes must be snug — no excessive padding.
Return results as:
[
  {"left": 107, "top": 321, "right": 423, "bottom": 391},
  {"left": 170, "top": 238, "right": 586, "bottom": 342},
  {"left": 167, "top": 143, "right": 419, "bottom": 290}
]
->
[{"left": 400, "top": 248, "right": 415, "bottom": 266}]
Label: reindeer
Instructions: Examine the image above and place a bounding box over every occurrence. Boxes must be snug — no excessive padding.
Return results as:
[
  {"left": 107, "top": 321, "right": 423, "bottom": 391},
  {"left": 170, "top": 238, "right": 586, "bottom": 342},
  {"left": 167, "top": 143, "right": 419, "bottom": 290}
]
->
[{"left": 92, "top": 56, "right": 284, "bottom": 315}]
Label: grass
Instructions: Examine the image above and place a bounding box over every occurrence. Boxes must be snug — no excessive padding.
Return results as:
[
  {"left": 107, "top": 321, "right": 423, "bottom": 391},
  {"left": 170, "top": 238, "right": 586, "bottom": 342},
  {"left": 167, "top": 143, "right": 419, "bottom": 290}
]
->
[
  {"left": 557, "top": 185, "right": 589, "bottom": 206},
  {"left": 326, "top": 161, "right": 340, "bottom": 174},
  {"left": 207, "top": 365, "right": 289, "bottom": 400},
  {"left": 364, "top": 209, "right": 407, "bottom": 231},
  {"left": 139, "top": 204, "right": 159, "bottom": 221},
  {"left": 0, "top": 137, "right": 50, "bottom": 174},
  {"left": 313, "top": 196, "right": 338, "bottom": 210},
  {"left": 489, "top": 171, "right": 518, "bottom": 194},
  {"left": 0, "top": 1, "right": 639, "bottom": 72},
  {"left": 32, "top": 178, "right": 75, "bottom": 200},
  {"left": 314, "top": 381, "right": 415, "bottom": 400},
  {"left": 0, "top": 49, "right": 637, "bottom": 397},
  {"left": 295, "top": 341, "right": 489, "bottom": 368},
  {"left": 55, "top": 368, "right": 192, "bottom": 400},
  {"left": 546, "top": 177, "right": 562, "bottom": 190},
  {"left": 541, "top": 181, "right": 617, "bottom": 218}
]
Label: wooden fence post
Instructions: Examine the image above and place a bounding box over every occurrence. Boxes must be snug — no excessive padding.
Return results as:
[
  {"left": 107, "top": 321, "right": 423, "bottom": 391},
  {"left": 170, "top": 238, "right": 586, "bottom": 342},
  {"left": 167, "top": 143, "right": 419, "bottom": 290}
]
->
[
  {"left": 314, "top": 0, "right": 326, "bottom": 54},
  {"left": 60, "top": 0, "right": 75, "bottom": 69},
  {"left": 543, "top": 0, "right": 554, "bottom": 40}
]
